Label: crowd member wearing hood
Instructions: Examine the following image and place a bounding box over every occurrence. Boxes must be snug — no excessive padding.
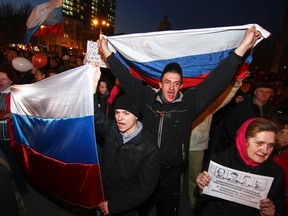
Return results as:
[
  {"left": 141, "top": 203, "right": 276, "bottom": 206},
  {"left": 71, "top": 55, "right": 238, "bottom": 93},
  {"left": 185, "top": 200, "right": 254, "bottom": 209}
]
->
[{"left": 196, "top": 118, "right": 285, "bottom": 216}]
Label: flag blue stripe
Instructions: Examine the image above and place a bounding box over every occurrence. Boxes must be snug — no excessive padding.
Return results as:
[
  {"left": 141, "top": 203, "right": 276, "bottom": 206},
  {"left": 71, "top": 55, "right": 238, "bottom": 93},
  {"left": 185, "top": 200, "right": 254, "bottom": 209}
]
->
[
  {"left": 115, "top": 48, "right": 234, "bottom": 78},
  {"left": 24, "top": 26, "right": 40, "bottom": 44},
  {"left": 24, "top": 6, "right": 62, "bottom": 44},
  {"left": 12, "top": 114, "right": 98, "bottom": 164},
  {"left": 43, "top": 7, "right": 62, "bottom": 25}
]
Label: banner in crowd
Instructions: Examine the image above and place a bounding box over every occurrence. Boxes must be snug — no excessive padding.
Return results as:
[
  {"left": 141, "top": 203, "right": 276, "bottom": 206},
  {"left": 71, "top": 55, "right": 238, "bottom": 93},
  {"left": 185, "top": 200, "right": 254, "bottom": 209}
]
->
[
  {"left": 10, "top": 65, "right": 104, "bottom": 208},
  {"left": 106, "top": 24, "right": 270, "bottom": 88},
  {"left": 24, "top": 0, "right": 63, "bottom": 44},
  {"left": 204, "top": 161, "right": 274, "bottom": 209}
]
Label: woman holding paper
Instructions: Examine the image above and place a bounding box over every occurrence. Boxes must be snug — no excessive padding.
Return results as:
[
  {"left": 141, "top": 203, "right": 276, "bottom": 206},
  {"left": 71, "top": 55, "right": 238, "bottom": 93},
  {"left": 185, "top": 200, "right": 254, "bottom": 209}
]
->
[{"left": 196, "top": 118, "right": 285, "bottom": 216}]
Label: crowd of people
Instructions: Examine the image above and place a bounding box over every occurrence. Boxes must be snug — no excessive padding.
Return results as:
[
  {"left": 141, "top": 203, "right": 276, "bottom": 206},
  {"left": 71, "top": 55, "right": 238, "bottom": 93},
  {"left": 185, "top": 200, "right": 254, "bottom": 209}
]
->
[
  {"left": 0, "top": 26, "right": 288, "bottom": 216},
  {"left": 0, "top": 46, "right": 85, "bottom": 84}
]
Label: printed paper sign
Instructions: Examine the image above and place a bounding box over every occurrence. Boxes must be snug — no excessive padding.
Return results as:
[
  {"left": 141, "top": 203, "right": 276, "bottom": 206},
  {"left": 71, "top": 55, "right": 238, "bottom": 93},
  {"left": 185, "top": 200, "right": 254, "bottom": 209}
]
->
[{"left": 203, "top": 161, "right": 274, "bottom": 209}]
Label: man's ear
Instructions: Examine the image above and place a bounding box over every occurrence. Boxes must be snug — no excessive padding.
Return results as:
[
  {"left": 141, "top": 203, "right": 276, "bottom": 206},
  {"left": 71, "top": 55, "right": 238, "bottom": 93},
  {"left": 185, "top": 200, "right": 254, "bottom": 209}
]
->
[{"left": 159, "top": 81, "right": 162, "bottom": 89}]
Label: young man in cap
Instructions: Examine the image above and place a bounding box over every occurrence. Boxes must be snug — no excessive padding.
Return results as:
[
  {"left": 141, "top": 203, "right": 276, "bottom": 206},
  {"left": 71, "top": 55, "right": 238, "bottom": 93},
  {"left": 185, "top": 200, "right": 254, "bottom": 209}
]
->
[
  {"left": 98, "top": 26, "right": 262, "bottom": 216},
  {"left": 94, "top": 87, "right": 160, "bottom": 215}
]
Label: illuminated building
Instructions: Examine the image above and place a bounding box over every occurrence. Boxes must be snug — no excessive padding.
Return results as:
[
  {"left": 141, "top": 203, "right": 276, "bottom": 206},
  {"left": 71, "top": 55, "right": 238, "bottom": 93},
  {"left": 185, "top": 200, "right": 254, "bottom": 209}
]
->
[{"left": 43, "top": 0, "right": 116, "bottom": 55}]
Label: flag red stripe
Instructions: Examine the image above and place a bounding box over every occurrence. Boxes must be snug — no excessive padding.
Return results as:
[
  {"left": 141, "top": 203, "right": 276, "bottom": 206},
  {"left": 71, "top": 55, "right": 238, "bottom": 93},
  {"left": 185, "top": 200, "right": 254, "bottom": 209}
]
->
[
  {"left": 34, "top": 24, "right": 62, "bottom": 36},
  {"left": 129, "top": 67, "right": 209, "bottom": 88},
  {"left": 130, "top": 62, "right": 249, "bottom": 88},
  {"left": 14, "top": 142, "right": 104, "bottom": 208}
]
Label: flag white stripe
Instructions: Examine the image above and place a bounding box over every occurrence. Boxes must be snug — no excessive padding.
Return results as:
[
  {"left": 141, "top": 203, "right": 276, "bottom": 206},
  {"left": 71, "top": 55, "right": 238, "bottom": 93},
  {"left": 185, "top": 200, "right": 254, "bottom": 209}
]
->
[
  {"left": 26, "top": 0, "right": 63, "bottom": 29},
  {"left": 11, "top": 65, "right": 95, "bottom": 118},
  {"left": 106, "top": 24, "right": 270, "bottom": 62}
]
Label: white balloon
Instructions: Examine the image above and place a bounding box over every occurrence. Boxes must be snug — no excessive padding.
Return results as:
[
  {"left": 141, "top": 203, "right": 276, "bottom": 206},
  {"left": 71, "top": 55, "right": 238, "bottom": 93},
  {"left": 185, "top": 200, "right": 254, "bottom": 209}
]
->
[{"left": 12, "top": 57, "right": 33, "bottom": 72}]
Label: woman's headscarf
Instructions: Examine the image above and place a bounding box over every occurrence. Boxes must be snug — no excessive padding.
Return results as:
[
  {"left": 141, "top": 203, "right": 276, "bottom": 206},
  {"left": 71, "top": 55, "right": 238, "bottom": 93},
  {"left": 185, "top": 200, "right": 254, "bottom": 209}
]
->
[{"left": 235, "top": 118, "right": 263, "bottom": 167}]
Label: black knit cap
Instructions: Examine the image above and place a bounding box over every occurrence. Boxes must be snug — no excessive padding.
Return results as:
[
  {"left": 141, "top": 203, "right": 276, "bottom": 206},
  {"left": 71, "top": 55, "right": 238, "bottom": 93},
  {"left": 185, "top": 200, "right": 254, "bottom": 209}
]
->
[{"left": 114, "top": 94, "right": 140, "bottom": 118}]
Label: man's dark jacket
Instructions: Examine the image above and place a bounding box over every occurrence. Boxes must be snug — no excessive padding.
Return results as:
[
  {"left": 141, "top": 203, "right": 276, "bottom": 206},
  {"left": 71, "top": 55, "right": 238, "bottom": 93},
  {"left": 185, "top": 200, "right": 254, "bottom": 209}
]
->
[
  {"left": 224, "top": 96, "right": 279, "bottom": 142},
  {"left": 94, "top": 105, "right": 160, "bottom": 215},
  {"left": 106, "top": 52, "right": 243, "bottom": 167}
]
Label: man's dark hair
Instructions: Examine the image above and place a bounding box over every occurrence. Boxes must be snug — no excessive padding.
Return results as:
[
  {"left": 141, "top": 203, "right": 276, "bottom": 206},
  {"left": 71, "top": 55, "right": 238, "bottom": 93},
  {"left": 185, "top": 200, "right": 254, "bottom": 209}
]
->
[{"left": 160, "top": 62, "right": 183, "bottom": 81}]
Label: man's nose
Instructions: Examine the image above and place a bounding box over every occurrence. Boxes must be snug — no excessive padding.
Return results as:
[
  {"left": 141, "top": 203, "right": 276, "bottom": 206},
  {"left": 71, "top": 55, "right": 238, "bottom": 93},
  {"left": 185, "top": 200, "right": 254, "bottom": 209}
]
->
[{"left": 117, "top": 113, "right": 123, "bottom": 120}]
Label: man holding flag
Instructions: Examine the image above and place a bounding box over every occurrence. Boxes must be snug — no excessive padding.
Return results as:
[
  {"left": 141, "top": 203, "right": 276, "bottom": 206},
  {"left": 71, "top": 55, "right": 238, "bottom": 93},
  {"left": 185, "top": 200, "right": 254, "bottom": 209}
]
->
[{"left": 99, "top": 26, "right": 262, "bottom": 216}]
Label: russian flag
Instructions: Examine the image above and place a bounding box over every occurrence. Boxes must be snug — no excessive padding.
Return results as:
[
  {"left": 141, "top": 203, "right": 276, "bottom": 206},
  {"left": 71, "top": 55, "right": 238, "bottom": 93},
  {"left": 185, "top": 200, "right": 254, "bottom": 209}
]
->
[
  {"left": 10, "top": 65, "right": 104, "bottom": 208},
  {"left": 106, "top": 24, "right": 270, "bottom": 88},
  {"left": 24, "top": 0, "right": 63, "bottom": 44}
]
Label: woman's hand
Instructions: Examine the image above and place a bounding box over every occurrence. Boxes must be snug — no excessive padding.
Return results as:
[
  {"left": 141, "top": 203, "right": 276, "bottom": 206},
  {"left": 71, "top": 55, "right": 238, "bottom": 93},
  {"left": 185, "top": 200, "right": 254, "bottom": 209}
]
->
[
  {"left": 196, "top": 171, "right": 211, "bottom": 191},
  {"left": 259, "top": 198, "right": 275, "bottom": 216}
]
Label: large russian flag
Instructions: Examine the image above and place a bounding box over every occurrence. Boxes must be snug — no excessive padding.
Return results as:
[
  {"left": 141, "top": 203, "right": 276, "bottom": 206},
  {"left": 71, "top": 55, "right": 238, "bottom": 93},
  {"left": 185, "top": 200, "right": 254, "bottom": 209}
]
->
[
  {"left": 24, "top": 0, "right": 63, "bottom": 44},
  {"left": 10, "top": 65, "right": 104, "bottom": 208},
  {"left": 106, "top": 24, "right": 270, "bottom": 88}
]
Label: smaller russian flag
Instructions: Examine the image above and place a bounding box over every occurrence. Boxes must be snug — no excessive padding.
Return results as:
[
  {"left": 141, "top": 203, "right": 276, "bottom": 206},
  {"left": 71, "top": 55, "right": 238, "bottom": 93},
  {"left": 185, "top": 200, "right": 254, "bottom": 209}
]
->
[{"left": 24, "top": 0, "right": 63, "bottom": 44}]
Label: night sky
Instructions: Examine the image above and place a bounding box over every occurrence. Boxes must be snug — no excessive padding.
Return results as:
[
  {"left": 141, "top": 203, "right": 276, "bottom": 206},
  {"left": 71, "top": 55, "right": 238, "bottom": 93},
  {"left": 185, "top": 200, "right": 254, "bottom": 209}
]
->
[{"left": 5, "top": 0, "right": 288, "bottom": 36}]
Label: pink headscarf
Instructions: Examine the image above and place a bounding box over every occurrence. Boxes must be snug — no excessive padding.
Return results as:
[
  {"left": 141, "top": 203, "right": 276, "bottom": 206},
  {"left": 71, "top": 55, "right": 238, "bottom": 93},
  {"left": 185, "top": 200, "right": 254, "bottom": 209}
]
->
[{"left": 235, "top": 118, "right": 263, "bottom": 167}]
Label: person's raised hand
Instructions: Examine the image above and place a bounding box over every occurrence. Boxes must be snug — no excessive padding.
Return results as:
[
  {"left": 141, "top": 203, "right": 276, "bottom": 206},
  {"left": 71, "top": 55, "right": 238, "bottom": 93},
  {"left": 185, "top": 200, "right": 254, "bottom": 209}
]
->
[
  {"left": 235, "top": 25, "right": 262, "bottom": 57},
  {"left": 98, "top": 36, "right": 112, "bottom": 58}
]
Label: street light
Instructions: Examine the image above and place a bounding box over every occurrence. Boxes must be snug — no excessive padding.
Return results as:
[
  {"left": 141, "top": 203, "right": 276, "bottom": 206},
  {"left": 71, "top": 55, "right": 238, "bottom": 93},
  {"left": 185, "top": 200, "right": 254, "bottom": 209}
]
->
[{"left": 92, "top": 18, "right": 110, "bottom": 35}]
